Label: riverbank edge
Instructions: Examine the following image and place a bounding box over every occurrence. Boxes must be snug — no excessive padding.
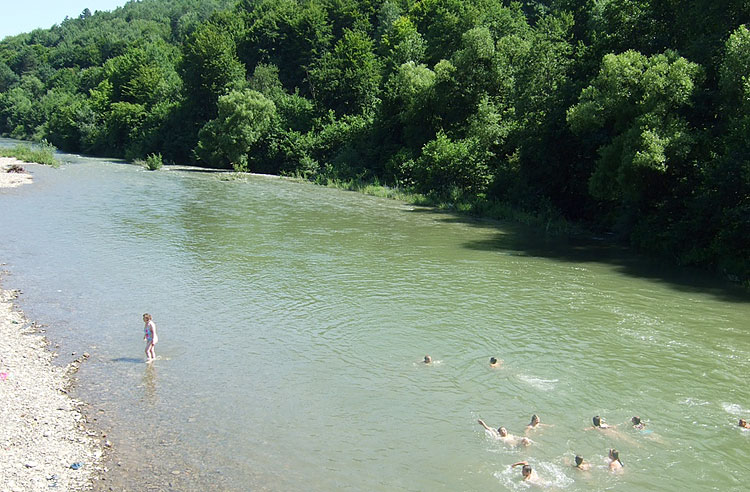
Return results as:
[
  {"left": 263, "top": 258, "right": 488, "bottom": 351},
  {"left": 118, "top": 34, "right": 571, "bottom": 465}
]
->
[
  {"left": 0, "top": 162, "right": 107, "bottom": 491},
  {"left": 222, "top": 170, "right": 582, "bottom": 235},
  {"left": 0, "top": 276, "right": 108, "bottom": 491}
]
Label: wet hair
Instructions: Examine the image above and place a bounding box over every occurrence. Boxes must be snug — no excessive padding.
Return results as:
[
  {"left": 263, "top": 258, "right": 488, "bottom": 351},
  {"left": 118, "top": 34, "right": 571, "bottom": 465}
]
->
[
  {"left": 632, "top": 416, "right": 641, "bottom": 426},
  {"left": 143, "top": 313, "right": 152, "bottom": 321},
  {"left": 424, "top": 355, "right": 432, "bottom": 363},
  {"left": 593, "top": 415, "right": 602, "bottom": 427},
  {"left": 490, "top": 357, "right": 498, "bottom": 364},
  {"left": 522, "top": 465, "right": 532, "bottom": 477},
  {"left": 530, "top": 414, "right": 540, "bottom": 425},
  {"left": 574, "top": 455, "right": 584, "bottom": 467},
  {"left": 609, "top": 449, "right": 623, "bottom": 466}
]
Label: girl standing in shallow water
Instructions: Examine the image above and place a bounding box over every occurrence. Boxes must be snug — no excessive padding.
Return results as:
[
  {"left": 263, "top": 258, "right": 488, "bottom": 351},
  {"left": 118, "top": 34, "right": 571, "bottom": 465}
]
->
[{"left": 143, "top": 313, "right": 158, "bottom": 362}]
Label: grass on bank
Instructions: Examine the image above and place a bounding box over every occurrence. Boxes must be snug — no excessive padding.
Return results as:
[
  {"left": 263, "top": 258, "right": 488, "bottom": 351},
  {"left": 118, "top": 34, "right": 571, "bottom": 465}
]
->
[{"left": 0, "top": 140, "right": 60, "bottom": 167}]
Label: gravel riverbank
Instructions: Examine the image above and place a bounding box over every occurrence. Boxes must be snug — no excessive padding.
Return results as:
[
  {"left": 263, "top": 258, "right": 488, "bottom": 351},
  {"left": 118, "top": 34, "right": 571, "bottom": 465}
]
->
[{"left": 1, "top": 159, "right": 105, "bottom": 491}]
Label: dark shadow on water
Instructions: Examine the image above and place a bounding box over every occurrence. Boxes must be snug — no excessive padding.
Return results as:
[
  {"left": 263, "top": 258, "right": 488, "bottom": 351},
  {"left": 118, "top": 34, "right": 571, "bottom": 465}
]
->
[
  {"left": 408, "top": 206, "right": 749, "bottom": 304},
  {"left": 111, "top": 357, "right": 145, "bottom": 364}
]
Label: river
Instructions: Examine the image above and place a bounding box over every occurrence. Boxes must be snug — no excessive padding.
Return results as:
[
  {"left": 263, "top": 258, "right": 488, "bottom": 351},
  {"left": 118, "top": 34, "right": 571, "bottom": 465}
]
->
[{"left": 1, "top": 143, "right": 749, "bottom": 491}]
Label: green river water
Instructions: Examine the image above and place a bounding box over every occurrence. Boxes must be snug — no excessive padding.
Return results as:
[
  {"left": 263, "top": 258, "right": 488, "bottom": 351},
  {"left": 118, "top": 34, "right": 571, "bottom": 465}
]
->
[{"left": 1, "top": 145, "right": 749, "bottom": 491}]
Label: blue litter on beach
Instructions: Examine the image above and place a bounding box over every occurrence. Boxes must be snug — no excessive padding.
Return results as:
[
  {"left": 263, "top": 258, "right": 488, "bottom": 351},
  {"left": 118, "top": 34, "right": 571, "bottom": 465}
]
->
[{"left": 70, "top": 462, "right": 83, "bottom": 470}]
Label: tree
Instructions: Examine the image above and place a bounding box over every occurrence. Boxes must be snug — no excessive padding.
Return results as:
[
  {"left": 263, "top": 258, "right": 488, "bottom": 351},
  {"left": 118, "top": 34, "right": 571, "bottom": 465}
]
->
[
  {"left": 378, "top": 16, "right": 426, "bottom": 75},
  {"left": 411, "top": 130, "right": 491, "bottom": 198},
  {"left": 701, "top": 24, "right": 750, "bottom": 277},
  {"left": 567, "top": 50, "right": 702, "bottom": 207},
  {"left": 180, "top": 20, "right": 246, "bottom": 121},
  {"left": 308, "top": 29, "right": 381, "bottom": 115},
  {"left": 237, "top": 0, "right": 332, "bottom": 93},
  {"left": 0, "top": 61, "right": 20, "bottom": 92},
  {"left": 194, "top": 89, "right": 277, "bottom": 170},
  {"left": 381, "top": 60, "right": 437, "bottom": 149},
  {"left": 409, "top": 0, "right": 479, "bottom": 65}
]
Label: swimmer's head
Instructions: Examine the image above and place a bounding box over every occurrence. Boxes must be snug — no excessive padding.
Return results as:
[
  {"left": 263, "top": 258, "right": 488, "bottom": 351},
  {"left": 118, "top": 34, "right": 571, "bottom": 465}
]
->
[
  {"left": 490, "top": 357, "right": 498, "bottom": 365},
  {"left": 522, "top": 465, "right": 533, "bottom": 478},
  {"left": 609, "top": 449, "right": 622, "bottom": 465},
  {"left": 632, "top": 416, "right": 641, "bottom": 426},
  {"left": 593, "top": 415, "right": 603, "bottom": 427},
  {"left": 424, "top": 355, "right": 432, "bottom": 363},
  {"left": 739, "top": 419, "right": 747, "bottom": 427},
  {"left": 575, "top": 455, "right": 584, "bottom": 467},
  {"left": 498, "top": 426, "right": 508, "bottom": 437},
  {"left": 530, "top": 414, "right": 540, "bottom": 426}
]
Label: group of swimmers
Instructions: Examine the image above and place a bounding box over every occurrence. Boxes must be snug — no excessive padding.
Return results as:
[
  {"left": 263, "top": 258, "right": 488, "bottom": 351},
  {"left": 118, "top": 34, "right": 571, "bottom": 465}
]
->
[
  {"left": 422, "top": 354, "right": 639, "bottom": 484},
  {"left": 424, "top": 351, "right": 750, "bottom": 486},
  {"left": 478, "top": 413, "right": 629, "bottom": 483},
  {"left": 423, "top": 354, "right": 750, "bottom": 484},
  {"left": 510, "top": 448, "right": 622, "bottom": 483}
]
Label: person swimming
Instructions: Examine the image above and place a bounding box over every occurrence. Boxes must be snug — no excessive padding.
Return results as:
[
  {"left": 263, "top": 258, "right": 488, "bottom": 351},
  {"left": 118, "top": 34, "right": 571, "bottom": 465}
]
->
[
  {"left": 739, "top": 419, "right": 750, "bottom": 429},
  {"left": 477, "top": 420, "right": 532, "bottom": 447},
  {"left": 524, "top": 414, "right": 551, "bottom": 435},
  {"left": 608, "top": 449, "right": 623, "bottom": 472},
  {"left": 424, "top": 355, "right": 432, "bottom": 364},
  {"left": 489, "top": 357, "right": 502, "bottom": 367},
  {"left": 586, "top": 416, "right": 637, "bottom": 443},
  {"left": 574, "top": 455, "right": 591, "bottom": 471},
  {"left": 592, "top": 415, "right": 610, "bottom": 429},
  {"left": 511, "top": 461, "right": 544, "bottom": 484}
]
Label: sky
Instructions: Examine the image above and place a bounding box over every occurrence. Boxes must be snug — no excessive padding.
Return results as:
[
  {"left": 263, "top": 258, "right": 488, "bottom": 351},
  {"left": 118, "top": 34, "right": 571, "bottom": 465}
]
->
[{"left": 0, "top": 0, "right": 129, "bottom": 40}]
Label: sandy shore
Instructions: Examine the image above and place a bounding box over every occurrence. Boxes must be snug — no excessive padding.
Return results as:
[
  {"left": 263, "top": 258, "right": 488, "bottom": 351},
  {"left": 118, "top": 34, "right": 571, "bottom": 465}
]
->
[
  {"left": 1, "top": 161, "right": 104, "bottom": 491},
  {"left": 0, "top": 157, "right": 34, "bottom": 188}
]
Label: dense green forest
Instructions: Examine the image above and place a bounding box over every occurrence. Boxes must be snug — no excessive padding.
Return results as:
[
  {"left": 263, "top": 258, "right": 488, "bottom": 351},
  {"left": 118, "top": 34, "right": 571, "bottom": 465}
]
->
[{"left": 1, "top": 0, "right": 748, "bottom": 283}]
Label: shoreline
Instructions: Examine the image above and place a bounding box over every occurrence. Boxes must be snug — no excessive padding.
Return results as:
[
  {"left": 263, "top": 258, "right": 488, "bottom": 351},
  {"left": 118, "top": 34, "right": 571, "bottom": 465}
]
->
[
  {"left": 0, "top": 157, "right": 34, "bottom": 188},
  {"left": 1, "top": 159, "right": 105, "bottom": 491}
]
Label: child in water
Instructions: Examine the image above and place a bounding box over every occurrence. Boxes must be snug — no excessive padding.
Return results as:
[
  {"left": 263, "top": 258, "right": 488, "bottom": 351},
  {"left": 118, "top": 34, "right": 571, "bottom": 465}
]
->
[{"left": 143, "top": 313, "right": 158, "bottom": 362}]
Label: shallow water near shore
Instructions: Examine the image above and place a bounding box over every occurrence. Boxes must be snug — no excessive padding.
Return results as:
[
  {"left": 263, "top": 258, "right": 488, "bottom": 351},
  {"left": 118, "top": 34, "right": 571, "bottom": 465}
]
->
[{"left": 1, "top": 143, "right": 749, "bottom": 491}]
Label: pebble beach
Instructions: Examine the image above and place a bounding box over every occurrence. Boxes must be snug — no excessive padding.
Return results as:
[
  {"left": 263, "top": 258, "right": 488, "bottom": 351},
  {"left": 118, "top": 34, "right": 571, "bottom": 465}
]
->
[{"left": 1, "top": 158, "right": 104, "bottom": 491}]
